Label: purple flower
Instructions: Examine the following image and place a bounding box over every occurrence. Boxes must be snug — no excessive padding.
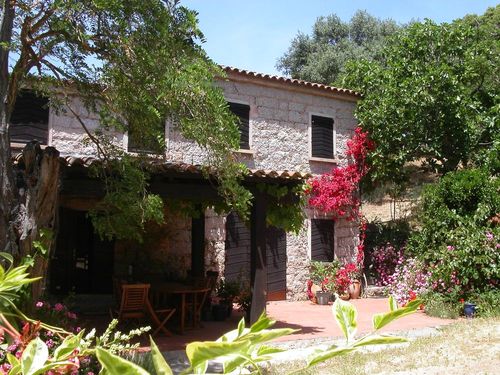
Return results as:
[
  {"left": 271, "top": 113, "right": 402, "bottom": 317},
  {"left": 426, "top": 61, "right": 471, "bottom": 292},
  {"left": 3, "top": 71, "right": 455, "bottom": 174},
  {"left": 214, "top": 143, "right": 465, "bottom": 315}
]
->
[
  {"left": 485, "top": 232, "right": 494, "bottom": 241},
  {"left": 54, "top": 303, "right": 64, "bottom": 312},
  {"left": 447, "top": 245, "right": 454, "bottom": 251},
  {"left": 35, "top": 301, "right": 43, "bottom": 308}
]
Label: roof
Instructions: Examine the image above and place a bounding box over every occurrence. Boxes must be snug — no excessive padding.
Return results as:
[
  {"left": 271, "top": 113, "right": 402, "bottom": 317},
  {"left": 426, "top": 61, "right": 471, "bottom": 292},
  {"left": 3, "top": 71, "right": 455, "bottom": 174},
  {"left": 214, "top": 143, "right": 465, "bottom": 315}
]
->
[
  {"left": 223, "top": 66, "right": 360, "bottom": 98},
  {"left": 13, "top": 153, "right": 311, "bottom": 181}
]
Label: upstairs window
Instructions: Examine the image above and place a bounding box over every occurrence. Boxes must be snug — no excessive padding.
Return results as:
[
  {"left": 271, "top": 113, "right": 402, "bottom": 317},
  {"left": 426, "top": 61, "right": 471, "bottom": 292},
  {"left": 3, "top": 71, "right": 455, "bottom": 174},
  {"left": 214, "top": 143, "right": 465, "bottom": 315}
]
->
[
  {"left": 310, "top": 219, "right": 335, "bottom": 262},
  {"left": 127, "top": 119, "right": 165, "bottom": 154},
  {"left": 10, "top": 90, "right": 49, "bottom": 144},
  {"left": 228, "top": 102, "right": 250, "bottom": 150},
  {"left": 311, "top": 115, "right": 334, "bottom": 159}
]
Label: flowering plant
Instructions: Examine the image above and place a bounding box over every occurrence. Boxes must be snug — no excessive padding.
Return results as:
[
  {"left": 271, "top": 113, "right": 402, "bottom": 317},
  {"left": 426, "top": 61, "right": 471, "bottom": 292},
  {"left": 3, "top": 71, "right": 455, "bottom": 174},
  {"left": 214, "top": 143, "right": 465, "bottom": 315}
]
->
[
  {"left": 386, "top": 257, "right": 430, "bottom": 306},
  {"left": 334, "top": 267, "right": 352, "bottom": 295},
  {"left": 371, "top": 244, "right": 404, "bottom": 286}
]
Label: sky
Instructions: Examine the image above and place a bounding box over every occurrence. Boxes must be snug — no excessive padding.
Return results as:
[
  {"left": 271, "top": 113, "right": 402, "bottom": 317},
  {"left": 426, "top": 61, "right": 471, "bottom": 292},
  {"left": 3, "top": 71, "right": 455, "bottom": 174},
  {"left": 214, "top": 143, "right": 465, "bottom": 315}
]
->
[{"left": 182, "top": 0, "right": 499, "bottom": 76}]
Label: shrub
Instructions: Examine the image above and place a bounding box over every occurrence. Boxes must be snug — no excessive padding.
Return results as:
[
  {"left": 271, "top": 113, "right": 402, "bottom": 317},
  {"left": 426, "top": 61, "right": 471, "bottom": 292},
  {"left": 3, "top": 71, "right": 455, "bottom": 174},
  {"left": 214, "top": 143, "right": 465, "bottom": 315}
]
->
[
  {"left": 386, "top": 258, "right": 431, "bottom": 306},
  {"left": 371, "top": 244, "right": 404, "bottom": 286},
  {"left": 422, "top": 293, "right": 462, "bottom": 319}
]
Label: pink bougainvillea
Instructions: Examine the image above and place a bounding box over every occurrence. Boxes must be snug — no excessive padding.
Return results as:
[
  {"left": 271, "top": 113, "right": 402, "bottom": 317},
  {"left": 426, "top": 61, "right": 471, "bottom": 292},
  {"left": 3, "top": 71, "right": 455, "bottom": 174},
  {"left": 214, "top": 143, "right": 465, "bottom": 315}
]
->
[{"left": 307, "top": 127, "right": 374, "bottom": 221}]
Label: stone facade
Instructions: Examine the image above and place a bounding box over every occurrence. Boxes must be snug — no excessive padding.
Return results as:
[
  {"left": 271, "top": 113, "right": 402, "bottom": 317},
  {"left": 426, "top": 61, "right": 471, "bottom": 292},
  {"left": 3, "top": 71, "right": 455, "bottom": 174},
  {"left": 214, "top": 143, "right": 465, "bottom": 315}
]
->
[{"left": 43, "top": 69, "right": 360, "bottom": 301}]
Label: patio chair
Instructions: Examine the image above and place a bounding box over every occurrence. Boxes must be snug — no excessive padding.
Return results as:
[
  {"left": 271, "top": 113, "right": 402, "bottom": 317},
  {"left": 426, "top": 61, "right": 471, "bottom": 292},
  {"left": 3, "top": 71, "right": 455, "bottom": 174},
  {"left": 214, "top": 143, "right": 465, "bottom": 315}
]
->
[{"left": 110, "top": 283, "right": 150, "bottom": 322}]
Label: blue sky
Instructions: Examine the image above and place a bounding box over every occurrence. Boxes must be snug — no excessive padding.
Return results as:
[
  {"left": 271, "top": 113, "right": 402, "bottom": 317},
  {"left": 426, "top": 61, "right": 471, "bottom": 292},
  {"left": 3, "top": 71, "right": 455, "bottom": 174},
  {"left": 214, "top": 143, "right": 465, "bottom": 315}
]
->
[{"left": 182, "top": 0, "right": 498, "bottom": 76}]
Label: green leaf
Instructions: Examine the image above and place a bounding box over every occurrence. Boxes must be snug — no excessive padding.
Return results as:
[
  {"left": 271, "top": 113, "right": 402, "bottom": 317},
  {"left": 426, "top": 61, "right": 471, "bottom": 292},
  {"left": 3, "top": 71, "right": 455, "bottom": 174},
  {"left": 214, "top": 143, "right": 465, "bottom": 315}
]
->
[
  {"left": 96, "top": 347, "right": 149, "bottom": 375},
  {"left": 53, "top": 335, "right": 80, "bottom": 361},
  {"left": 332, "top": 298, "right": 357, "bottom": 343},
  {"left": 389, "top": 295, "right": 398, "bottom": 311},
  {"left": 185, "top": 341, "right": 250, "bottom": 370},
  {"left": 307, "top": 347, "right": 356, "bottom": 368},
  {"left": 32, "top": 361, "right": 75, "bottom": 375},
  {"left": 249, "top": 311, "right": 274, "bottom": 332},
  {"left": 149, "top": 336, "right": 173, "bottom": 375},
  {"left": 21, "top": 338, "right": 49, "bottom": 375},
  {"left": 237, "top": 317, "right": 245, "bottom": 337},
  {"left": 7, "top": 353, "right": 19, "bottom": 368},
  {"left": 353, "top": 335, "right": 407, "bottom": 347},
  {"left": 372, "top": 299, "right": 421, "bottom": 330},
  {"left": 244, "top": 328, "right": 298, "bottom": 346}
]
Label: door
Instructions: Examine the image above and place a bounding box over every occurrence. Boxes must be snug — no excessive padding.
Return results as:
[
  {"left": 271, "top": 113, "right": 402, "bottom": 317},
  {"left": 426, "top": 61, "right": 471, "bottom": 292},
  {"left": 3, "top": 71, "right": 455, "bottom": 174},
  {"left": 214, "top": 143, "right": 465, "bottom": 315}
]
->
[
  {"left": 265, "top": 226, "right": 287, "bottom": 301},
  {"left": 50, "top": 207, "right": 114, "bottom": 295}
]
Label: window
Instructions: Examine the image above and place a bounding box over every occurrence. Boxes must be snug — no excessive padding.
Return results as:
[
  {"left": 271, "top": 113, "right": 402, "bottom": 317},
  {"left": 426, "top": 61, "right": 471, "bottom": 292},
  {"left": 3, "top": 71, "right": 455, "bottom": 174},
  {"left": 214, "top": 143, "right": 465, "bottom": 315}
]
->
[
  {"left": 10, "top": 90, "right": 50, "bottom": 144},
  {"left": 228, "top": 102, "right": 250, "bottom": 150},
  {"left": 311, "top": 115, "right": 334, "bottom": 159},
  {"left": 310, "top": 219, "right": 335, "bottom": 262},
  {"left": 127, "top": 119, "right": 165, "bottom": 154}
]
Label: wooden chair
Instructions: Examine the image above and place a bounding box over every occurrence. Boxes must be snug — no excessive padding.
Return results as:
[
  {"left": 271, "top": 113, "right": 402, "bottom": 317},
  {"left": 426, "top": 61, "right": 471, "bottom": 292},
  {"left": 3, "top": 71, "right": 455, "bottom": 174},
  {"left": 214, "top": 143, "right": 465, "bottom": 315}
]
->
[
  {"left": 149, "top": 287, "right": 176, "bottom": 336},
  {"left": 110, "top": 283, "right": 150, "bottom": 322}
]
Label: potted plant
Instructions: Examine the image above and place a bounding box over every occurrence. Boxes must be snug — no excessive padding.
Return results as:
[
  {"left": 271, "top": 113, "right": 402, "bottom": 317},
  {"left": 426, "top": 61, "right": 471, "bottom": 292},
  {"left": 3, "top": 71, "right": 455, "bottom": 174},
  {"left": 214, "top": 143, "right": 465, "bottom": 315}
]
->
[
  {"left": 236, "top": 283, "right": 252, "bottom": 323},
  {"left": 308, "top": 260, "right": 340, "bottom": 303},
  {"left": 334, "top": 267, "right": 352, "bottom": 300},
  {"left": 345, "top": 262, "right": 362, "bottom": 299},
  {"left": 213, "top": 279, "right": 240, "bottom": 320}
]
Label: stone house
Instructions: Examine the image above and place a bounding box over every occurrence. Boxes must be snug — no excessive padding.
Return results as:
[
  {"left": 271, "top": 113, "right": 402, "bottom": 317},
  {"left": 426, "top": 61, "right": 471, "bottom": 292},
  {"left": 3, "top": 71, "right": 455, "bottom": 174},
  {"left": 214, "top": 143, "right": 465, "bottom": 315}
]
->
[{"left": 10, "top": 67, "right": 360, "bottom": 305}]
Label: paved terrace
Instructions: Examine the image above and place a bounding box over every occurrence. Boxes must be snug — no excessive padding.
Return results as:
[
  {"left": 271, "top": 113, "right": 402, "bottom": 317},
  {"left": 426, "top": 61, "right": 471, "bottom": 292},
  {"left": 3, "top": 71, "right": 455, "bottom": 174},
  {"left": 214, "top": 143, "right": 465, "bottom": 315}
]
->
[{"left": 152, "top": 298, "right": 455, "bottom": 352}]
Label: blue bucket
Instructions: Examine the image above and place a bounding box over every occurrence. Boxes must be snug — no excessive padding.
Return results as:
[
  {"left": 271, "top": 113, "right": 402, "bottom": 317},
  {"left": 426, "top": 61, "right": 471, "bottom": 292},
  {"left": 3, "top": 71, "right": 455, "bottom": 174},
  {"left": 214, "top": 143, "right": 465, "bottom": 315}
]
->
[{"left": 464, "top": 302, "right": 476, "bottom": 318}]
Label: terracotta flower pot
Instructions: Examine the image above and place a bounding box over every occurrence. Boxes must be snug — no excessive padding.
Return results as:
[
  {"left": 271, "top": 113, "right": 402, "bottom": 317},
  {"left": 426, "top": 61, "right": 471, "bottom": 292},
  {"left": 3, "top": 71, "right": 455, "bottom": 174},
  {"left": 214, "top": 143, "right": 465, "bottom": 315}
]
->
[
  {"left": 349, "top": 280, "right": 361, "bottom": 299},
  {"left": 339, "top": 292, "right": 350, "bottom": 301}
]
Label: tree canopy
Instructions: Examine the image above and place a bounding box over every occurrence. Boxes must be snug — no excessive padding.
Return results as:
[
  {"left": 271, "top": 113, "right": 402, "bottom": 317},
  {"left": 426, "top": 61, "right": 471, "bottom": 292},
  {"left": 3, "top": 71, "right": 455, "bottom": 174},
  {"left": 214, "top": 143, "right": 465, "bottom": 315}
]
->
[
  {"left": 342, "top": 6, "right": 499, "bottom": 188},
  {"left": 276, "top": 10, "right": 401, "bottom": 85},
  {"left": 0, "top": 0, "right": 251, "bottom": 254}
]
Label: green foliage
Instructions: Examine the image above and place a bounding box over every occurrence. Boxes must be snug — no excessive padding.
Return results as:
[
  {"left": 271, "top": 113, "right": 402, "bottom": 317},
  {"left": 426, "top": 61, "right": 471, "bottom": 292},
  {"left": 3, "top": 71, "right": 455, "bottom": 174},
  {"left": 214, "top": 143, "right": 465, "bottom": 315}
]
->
[
  {"left": 277, "top": 10, "right": 401, "bottom": 85},
  {"left": 3, "top": 0, "right": 252, "bottom": 244},
  {"left": 422, "top": 293, "right": 461, "bottom": 319},
  {"left": 184, "top": 312, "right": 296, "bottom": 374},
  {"left": 473, "top": 288, "right": 500, "bottom": 317},
  {"left": 305, "top": 297, "right": 420, "bottom": 369},
  {"left": 259, "top": 183, "right": 306, "bottom": 234},
  {"left": 343, "top": 6, "right": 500, "bottom": 187},
  {"left": 365, "top": 219, "right": 411, "bottom": 251},
  {"left": 309, "top": 260, "right": 340, "bottom": 285},
  {"left": 408, "top": 169, "right": 500, "bottom": 297}
]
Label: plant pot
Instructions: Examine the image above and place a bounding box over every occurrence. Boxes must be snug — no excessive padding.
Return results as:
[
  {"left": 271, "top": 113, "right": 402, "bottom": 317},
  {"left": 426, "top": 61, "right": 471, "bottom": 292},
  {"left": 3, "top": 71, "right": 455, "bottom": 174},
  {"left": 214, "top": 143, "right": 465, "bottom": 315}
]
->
[
  {"left": 339, "top": 292, "right": 350, "bottom": 301},
  {"left": 316, "top": 291, "right": 331, "bottom": 305},
  {"left": 349, "top": 280, "right": 361, "bottom": 299},
  {"left": 464, "top": 302, "right": 476, "bottom": 318}
]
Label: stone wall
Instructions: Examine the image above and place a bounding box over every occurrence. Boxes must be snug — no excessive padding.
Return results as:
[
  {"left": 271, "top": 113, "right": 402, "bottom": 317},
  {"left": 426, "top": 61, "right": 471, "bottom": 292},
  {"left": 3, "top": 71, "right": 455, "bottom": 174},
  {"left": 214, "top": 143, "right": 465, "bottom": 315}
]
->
[{"left": 45, "top": 74, "right": 360, "bottom": 301}]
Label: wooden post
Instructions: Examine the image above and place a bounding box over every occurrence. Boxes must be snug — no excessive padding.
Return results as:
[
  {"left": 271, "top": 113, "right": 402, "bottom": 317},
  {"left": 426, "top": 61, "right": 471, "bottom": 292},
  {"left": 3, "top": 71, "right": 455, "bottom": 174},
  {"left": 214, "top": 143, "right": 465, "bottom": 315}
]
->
[{"left": 250, "top": 192, "right": 268, "bottom": 324}]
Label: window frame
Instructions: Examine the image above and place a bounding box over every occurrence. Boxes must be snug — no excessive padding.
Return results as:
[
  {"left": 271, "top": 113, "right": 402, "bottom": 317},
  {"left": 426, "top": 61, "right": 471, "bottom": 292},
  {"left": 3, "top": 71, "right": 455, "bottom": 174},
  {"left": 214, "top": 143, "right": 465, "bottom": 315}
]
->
[
  {"left": 309, "top": 113, "right": 336, "bottom": 160},
  {"left": 126, "top": 118, "right": 167, "bottom": 155},
  {"left": 227, "top": 99, "right": 251, "bottom": 151},
  {"left": 309, "top": 218, "right": 336, "bottom": 262}
]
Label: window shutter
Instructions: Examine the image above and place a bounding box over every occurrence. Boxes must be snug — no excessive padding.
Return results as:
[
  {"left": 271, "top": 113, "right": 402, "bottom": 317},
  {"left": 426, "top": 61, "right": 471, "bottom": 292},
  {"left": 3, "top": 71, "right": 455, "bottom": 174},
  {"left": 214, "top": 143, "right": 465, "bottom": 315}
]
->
[
  {"left": 310, "top": 219, "right": 335, "bottom": 262},
  {"left": 10, "top": 90, "right": 49, "bottom": 144},
  {"left": 311, "top": 115, "right": 334, "bottom": 159},
  {"left": 229, "top": 102, "right": 250, "bottom": 150}
]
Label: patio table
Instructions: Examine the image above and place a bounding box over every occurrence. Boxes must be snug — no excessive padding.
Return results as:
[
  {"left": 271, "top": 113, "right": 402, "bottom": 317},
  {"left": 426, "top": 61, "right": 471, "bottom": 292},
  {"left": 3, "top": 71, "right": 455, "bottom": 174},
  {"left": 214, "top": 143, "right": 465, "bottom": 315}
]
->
[{"left": 150, "top": 282, "right": 210, "bottom": 334}]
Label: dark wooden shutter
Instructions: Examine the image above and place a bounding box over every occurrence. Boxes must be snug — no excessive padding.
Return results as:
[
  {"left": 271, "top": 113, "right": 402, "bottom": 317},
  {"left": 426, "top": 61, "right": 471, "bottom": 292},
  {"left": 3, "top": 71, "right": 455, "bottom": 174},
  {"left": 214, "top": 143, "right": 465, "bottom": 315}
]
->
[
  {"left": 225, "top": 212, "right": 251, "bottom": 283},
  {"left": 229, "top": 102, "right": 250, "bottom": 150},
  {"left": 10, "top": 90, "right": 49, "bottom": 144},
  {"left": 311, "top": 219, "right": 335, "bottom": 262},
  {"left": 311, "top": 115, "right": 334, "bottom": 158},
  {"left": 266, "top": 226, "right": 287, "bottom": 301}
]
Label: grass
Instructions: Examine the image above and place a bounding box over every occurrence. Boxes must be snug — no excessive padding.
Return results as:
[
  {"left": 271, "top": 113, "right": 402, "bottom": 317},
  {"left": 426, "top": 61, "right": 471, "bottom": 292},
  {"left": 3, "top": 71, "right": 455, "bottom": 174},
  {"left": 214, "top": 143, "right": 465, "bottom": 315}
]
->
[{"left": 265, "top": 317, "right": 500, "bottom": 375}]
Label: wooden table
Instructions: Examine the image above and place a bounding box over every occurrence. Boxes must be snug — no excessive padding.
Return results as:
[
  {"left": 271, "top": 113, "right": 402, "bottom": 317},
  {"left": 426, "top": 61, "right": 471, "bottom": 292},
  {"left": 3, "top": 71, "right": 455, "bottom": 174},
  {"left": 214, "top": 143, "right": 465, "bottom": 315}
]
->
[{"left": 150, "top": 282, "right": 210, "bottom": 334}]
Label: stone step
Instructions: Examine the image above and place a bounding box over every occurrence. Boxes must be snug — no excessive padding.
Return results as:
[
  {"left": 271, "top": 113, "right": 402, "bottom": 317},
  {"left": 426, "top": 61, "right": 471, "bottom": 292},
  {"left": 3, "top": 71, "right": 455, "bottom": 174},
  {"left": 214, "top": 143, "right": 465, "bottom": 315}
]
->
[{"left": 363, "top": 285, "right": 387, "bottom": 298}]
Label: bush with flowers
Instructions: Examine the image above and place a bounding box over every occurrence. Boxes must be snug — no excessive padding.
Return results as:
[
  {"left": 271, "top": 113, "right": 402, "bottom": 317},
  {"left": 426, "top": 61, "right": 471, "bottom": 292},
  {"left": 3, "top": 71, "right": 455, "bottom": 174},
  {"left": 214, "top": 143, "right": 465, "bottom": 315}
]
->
[{"left": 385, "top": 257, "right": 430, "bottom": 306}]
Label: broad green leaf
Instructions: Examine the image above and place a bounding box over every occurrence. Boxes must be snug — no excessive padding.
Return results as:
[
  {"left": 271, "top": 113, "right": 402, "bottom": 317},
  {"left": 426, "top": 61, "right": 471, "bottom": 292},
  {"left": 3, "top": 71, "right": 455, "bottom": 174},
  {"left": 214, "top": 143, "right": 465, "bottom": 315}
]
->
[
  {"left": 32, "top": 361, "right": 75, "bottom": 375},
  {"left": 185, "top": 340, "right": 250, "bottom": 369},
  {"left": 332, "top": 299, "right": 357, "bottom": 343},
  {"left": 149, "top": 336, "right": 173, "bottom": 375},
  {"left": 307, "top": 347, "right": 356, "bottom": 367},
  {"left": 237, "top": 317, "right": 246, "bottom": 337},
  {"left": 353, "top": 335, "right": 407, "bottom": 348},
  {"left": 389, "top": 295, "right": 398, "bottom": 311},
  {"left": 53, "top": 335, "right": 81, "bottom": 360},
  {"left": 96, "top": 348, "right": 149, "bottom": 375},
  {"left": 7, "top": 353, "right": 19, "bottom": 367},
  {"left": 8, "top": 364, "right": 20, "bottom": 375},
  {"left": 257, "top": 345, "right": 284, "bottom": 356},
  {"left": 372, "top": 299, "right": 421, "bottom": 330},
  {"left": 21, "top": 338, "right": 49, "bottom": 375},
  {"left": 244, "top": 328, "right": 298, "bottom": 346},
  {"left": 249, "top": 312, "right": 274, "bottom": 332}
]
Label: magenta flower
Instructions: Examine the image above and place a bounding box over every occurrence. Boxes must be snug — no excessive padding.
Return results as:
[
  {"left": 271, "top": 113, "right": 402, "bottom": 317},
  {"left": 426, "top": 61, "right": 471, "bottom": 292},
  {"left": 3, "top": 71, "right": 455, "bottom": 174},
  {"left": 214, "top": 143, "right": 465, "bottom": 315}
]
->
[
  {"left": 446, "top": 245, "right": 454, "bottom": 251},
  {"left": 54, "top": 303, "right": 64, "bottom": 312},
  {"left": 485, "top": 232, "right": 494, "bottom": 241},
  {"left": 35, "top": 301, "right": 43, "bottom": 308}
]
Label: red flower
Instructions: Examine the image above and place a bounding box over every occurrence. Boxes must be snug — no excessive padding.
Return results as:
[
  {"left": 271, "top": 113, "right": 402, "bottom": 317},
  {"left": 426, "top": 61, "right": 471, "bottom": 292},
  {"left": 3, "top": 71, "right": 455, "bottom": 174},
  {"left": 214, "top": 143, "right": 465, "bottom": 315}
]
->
[
  {"left": 459, "top": 298, "right": 465, "bottom": 304},
  {"left": 408, "top": 291, "right": 417, "bottom": 301}
]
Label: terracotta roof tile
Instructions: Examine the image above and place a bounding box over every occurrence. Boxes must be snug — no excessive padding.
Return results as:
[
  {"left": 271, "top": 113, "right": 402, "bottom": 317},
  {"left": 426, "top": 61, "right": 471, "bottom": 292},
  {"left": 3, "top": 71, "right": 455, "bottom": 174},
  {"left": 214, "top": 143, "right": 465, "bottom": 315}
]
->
[{"left": 222, "top": 66, "right": 360, "bottom": 97}]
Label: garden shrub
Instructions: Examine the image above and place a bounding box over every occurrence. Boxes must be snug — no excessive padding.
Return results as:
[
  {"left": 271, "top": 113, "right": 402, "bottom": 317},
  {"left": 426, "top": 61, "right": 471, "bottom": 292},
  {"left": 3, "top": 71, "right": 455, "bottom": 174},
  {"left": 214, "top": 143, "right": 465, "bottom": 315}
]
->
[
  {"left": 407, "top": 168, "right": 500, "bottom": 306},
  {"left": 422, "top": 292, "right": 462, "bottom": 319},
  {"left": 386, "top": 258, "right": 430, "bottom": 306}
]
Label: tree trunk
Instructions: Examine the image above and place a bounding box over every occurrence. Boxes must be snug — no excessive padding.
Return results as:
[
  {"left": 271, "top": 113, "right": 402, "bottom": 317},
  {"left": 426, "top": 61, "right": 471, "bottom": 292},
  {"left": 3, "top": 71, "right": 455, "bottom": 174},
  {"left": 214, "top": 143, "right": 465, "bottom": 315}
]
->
[{"left": 15, "top": 142, "right": 61, "bottom": 299}]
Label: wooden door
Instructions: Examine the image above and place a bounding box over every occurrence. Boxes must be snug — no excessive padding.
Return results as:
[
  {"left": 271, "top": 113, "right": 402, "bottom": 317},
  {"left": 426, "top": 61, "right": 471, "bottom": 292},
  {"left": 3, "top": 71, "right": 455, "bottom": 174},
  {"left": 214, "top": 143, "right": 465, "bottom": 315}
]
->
[
  {"left": 50, "top": 207, "right": 114, "bottom": 295},
  {"left": 225, "top": 212, "right": 251, "bottom": 283},
  {"left": 265, "top": 226, "right": 287, "bottom": 301}
]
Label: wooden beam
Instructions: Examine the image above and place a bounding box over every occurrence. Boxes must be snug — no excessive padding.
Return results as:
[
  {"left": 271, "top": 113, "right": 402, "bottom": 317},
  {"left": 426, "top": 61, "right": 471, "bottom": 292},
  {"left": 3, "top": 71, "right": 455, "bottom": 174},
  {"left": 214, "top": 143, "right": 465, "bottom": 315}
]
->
[{"left": 250, "top": 191, "right": 268, "bottom": 324}]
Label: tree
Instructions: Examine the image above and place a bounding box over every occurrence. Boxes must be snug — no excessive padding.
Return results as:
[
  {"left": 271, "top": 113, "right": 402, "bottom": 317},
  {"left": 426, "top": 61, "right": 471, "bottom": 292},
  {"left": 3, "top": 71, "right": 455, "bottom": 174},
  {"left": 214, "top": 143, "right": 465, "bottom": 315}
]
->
[
  {"left": 0, "top": 0, "right": 250, "bottom": 293},
  {"left": 342, "top": 6, "right": 499, "bottom": 188},
  {"left": 276, "top": 10, "right": 401, "bottom": 85}
]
